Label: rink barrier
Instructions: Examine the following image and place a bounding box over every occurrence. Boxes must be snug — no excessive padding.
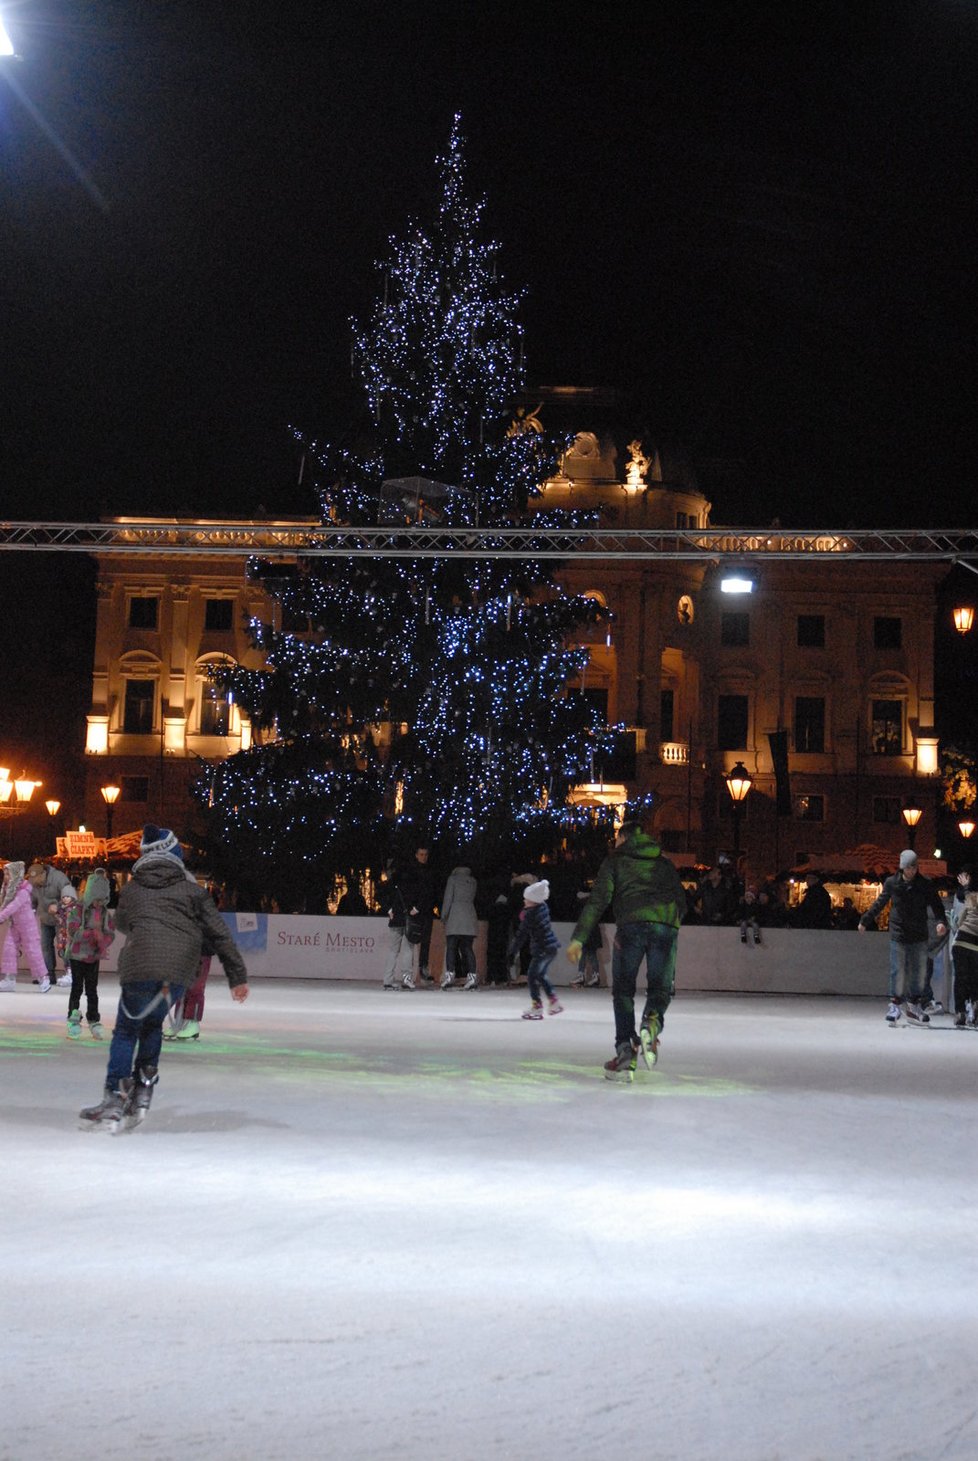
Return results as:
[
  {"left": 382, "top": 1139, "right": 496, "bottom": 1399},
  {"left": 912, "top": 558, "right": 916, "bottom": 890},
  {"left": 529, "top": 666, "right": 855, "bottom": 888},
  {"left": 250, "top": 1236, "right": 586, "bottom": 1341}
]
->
[{"left": 11, "top": 915, "right": 913, "bottom": 999}]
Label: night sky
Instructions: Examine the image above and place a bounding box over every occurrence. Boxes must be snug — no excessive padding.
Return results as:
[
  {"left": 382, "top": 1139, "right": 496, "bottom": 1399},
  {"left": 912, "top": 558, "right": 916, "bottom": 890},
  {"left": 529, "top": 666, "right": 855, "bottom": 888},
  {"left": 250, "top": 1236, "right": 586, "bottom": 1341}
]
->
[{"left": 2, "top": 0, "right": 977, "bottom": 535}]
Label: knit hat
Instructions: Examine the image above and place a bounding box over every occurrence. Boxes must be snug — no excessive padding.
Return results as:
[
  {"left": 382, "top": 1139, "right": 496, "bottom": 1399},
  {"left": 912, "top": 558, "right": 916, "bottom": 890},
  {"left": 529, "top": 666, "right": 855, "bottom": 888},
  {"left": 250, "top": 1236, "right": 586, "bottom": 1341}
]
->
[
  {"left": 140, "top": 824, "right": 183, "bottom": 861},
  {"left": 899, "top": 849, "right": 918, "bottom": 869},
  {"left": 524, "top": 879, "right": 550, "bottom": 904},
  {"left": 84, "top": 870, "right": 111, "bottom": 906}
]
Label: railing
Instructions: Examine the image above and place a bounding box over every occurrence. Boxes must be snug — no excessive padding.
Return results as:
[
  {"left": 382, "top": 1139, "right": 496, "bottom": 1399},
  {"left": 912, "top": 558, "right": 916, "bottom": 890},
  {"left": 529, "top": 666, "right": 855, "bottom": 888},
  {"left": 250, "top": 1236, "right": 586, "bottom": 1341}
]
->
[{"left": 660, "top": 741, "right": 690, "bottom": 765}]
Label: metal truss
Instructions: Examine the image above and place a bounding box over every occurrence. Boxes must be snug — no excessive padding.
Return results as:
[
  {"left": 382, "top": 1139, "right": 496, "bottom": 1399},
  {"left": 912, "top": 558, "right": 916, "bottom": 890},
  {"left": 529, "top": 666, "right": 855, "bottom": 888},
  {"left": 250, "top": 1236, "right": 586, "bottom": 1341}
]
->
[{"left": 0, "top": 520, "right": 976, "bottom": 561}]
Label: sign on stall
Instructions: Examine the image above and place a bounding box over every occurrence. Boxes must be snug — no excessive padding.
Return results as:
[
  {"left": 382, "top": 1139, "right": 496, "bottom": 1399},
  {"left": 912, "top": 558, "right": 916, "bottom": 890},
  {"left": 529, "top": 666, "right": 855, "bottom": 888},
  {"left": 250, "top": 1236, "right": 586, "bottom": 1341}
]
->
[{"left": 59, "top": 830, "right": 105, "bottom": 859}]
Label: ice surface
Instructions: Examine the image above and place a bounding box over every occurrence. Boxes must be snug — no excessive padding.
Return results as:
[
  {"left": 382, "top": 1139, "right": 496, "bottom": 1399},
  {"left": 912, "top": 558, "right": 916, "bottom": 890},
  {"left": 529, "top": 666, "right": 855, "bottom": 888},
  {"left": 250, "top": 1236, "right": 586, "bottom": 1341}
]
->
[{"left": 2, "top": 979, "right": 976, "bottom": 1461}]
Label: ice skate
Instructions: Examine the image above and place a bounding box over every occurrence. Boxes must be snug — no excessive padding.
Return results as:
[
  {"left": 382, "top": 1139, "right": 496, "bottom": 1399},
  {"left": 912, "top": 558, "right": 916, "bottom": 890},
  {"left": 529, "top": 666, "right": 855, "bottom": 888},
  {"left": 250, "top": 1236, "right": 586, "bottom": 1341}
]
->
[
  {"left": 521, "top": 1001, "right": 543, "bottom": 1020},
  {"left": 127, "top": 1065, "right": 158, "bottom": 1128},
  {"left": 175, "top": 1018, "right": 200, "bottom": 1040},
  {"left": 603, "top": 1040, "right": 639, "bottom": 1083},
  {"left": 56, "top": 972, "right": 72, "bottom": 988},
  {"left": 66, "top": 1011, "right": 82, "bottom": 1040},
  {"left": 90, "top": 1022, "right": 106, "bottom": 1040},
  {"left": 639, "top": 1014, "right": 661, "bottom": 1069},
  {"left": 401, "top": 974, "right": 416, "bottom": 990},
  {"left": 547, "top": 997, "right": 563, "bottom": 1016},
  {"left": 570, "top": 972, "right": 585, "bottom": 987},
  {"left": 0, "top": 976, "right": 16, "bottom": 992},
  {"left": 38, "top": 976, "right": 51, "bottom": 993},
  {"left": 440, "top": 972, "right": 454, "bottom": 990},
  {"left": 79, "top": 1084, "right": 129, "bottom": 1133},
  {"left": 585, "top": 973, "right": 600, "bottom": 987},
  {"left": 905, "top": 1001, "right": 930, "bottom": 1025},
  {"left": 462, "top": 972, "right": 478, "bottom": 990},
  {"left": 954, "top": 1010, "right": 967, "bottom": 1028},
  {"left": 885, "top": 1001, "right": 902, "bottom": 1024}
]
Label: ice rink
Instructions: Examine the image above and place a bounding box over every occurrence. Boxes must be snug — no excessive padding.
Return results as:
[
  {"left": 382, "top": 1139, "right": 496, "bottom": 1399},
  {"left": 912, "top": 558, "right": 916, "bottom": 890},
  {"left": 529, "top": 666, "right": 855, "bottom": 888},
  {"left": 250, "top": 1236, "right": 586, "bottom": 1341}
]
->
[{"left": 3, "top": 977, "right": 976, "bottom": 1461}]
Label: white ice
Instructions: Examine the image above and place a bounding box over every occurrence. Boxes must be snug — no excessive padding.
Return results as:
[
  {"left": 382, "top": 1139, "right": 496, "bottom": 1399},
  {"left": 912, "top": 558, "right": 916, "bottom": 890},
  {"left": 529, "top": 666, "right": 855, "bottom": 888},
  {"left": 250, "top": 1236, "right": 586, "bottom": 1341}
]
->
[{"left": 2, "top": 979, "right": 977, "bottom": 1461}]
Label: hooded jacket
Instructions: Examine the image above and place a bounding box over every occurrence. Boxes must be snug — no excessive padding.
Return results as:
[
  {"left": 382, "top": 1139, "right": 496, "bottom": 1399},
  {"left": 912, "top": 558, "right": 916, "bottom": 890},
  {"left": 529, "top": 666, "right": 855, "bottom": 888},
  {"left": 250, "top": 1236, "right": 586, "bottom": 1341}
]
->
[
  {"left": 441, "top": 866, "right": 478, "bottom": 936},
  {"left": 571, "top": 830, "right": 686, "bottom": 946},
  {"left": 115, "top": 855, "right": 247, "bottom": 988}
]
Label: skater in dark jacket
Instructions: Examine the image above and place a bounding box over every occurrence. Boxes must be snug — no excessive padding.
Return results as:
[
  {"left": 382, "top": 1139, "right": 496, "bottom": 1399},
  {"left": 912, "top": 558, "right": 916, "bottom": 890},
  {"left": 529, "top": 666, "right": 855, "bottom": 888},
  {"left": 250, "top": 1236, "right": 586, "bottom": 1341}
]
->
[
  {"left": 509, "top": 879, "right": 563, "bottom": 1020},
  {"left": 80, "top": 825, "right": 249, "bottom": 1129},
  {"left": 858, "top": 849, "right": 947, "bottom": 1025}
]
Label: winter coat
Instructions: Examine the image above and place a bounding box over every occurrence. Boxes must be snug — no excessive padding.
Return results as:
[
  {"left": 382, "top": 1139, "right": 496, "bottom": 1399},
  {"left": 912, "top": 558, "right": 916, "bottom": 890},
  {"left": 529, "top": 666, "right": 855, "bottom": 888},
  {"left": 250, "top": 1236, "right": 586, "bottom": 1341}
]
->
[
  {"left": 0, "top": 882, "right": 47, "bottom": 977},
  {"left": 510, "top": 900, "right": 560, "bottom": 959},
  {"left": 441, "top": 866, "right": 478, "bottom": 937},
  {"left": 951, "top": 890, "right": 978, "bottom": 954},
  {"left": 30, "top": 866, "right": 74, "bottom": 926},
  {"left": 572, "top": 830, "right": 686, "bottom": 946},
  {"left": 859, "top": 871, "right": 947, "bottom": 945},
  {"left": 115, "top": 854, "right": 247, "bottom": 989},
  {"left": 794, "top": 882, "right": 833, "bottom": 929},
  {"left": 65, "top": 901, "right": 116, "bottom": 963}
]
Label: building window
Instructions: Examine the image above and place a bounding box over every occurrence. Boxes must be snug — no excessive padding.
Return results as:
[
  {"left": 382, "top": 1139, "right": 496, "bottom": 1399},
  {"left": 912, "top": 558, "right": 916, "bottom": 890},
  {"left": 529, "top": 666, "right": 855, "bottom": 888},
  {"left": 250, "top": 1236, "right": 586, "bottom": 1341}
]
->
[
  {"left": 720, "top": 612, "right": 750, "bottom": 647},
  {"left": 123, "top": 679, "right": 156, "bottom": 734},
  {"left": 874, "top": 616, "right": 902, "bottom": 649},
  {"left": 128, "top": 596, "right": 158, "bottom": 630},
  {"left": 568, "top": 686, "right": 609, "bottom": 718},
  {"left": 204, "top": 598, "right": 234, "bottom": 632},
  {"left": 676, "top": 511, "right": 698, "bottom": 529},
  {"left": 873, "top": 795, "right": 902, "bottom": 824},
  {"left": 660, "top": 689, "right": 675, "bottom": 743},
  {"left": 871, "top": 699, "right": 903, "bottom": 755},
  {"left": 794, "top": 696, "right": 825, "bottom": 753},
  {"left": 717, "top": 694, "right": 748, "bottom": 750},
  {"left": 120, "top": 775, "right": 149, "bottom": 803},
  {"left": 200, "top": 684, "right": 232, "bottom": 736},
  {"left": 796, "top": 794, "right": 825, "bottom": 822},
  {"left": 797, "top": 614, "right": 825, "bottom": 648}
]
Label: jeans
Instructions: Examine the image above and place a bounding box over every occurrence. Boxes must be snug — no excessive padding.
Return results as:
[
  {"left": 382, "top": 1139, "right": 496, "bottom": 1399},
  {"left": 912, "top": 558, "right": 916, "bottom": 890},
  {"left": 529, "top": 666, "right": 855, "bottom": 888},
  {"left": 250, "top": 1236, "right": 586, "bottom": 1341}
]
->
[
  {"left": 612, "top": 922, "right": 678, "bottom": 1049},
  {"left": 40, "top": 922, "right": 56, "bottom": 976},
  {"left": 888, "top": 940, "right": 927, "bottom": 1003},
  {"left": 383, "top": 927, "right": 414, "bottom": 985},
  {"left": 106, "top": 981, "right": 184, "bottom": 1090},
  {"left": 526, "top": 951, "right": 556, "bottom": 1003}
]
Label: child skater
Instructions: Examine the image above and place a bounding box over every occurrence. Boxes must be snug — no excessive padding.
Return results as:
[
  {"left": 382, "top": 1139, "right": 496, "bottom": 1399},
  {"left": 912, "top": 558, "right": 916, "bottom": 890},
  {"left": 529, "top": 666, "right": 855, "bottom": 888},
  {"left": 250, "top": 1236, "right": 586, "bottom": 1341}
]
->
[
  {"left": 64, "top": 869, "right": 115, "bottom": 1040},
  {"left": 510, "top": 879, "right": 563, "bottom": 1020},
  {"left": 0, "top": 860, "right": 51, "bottom": 991},
  {"left": 79, "top": 825, "right": 248, "bottom": 1131}
]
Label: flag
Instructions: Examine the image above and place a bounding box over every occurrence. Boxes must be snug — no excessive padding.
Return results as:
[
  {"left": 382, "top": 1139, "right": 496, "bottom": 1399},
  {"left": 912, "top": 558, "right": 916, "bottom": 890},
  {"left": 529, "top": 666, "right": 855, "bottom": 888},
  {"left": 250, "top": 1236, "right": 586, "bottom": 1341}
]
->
[{"left": 768, "top": 730, "right": 792, "bottom": 816}]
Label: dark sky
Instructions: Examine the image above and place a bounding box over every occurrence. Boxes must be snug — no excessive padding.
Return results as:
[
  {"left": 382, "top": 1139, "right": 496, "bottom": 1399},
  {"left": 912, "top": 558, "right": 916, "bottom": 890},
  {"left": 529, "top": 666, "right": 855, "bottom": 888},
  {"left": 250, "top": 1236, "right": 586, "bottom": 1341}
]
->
[{"left": 1, "top": 0, "right": 977, "bottom": 530}]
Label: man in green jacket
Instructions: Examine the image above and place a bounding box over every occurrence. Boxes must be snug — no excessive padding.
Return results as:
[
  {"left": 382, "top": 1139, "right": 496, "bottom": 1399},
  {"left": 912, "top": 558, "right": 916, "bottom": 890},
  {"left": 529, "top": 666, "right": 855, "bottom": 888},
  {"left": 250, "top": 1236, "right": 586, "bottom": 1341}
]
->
[{"left": 567, "top": 814, "right": 686, "bottom": 1083}]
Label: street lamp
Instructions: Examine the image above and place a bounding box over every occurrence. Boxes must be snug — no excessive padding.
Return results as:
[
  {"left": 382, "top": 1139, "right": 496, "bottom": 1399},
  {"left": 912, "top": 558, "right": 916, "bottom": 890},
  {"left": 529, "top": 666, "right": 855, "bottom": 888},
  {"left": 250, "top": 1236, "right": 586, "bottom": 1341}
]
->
[
  {"left": 725, "top": 760, "right": 753, "bottom": 856},
  {"left": 958, "top": 817, "right": 975, "bottom": 841},
  {"left": 0, "top": 768, "right": 40, "bottom": 817},
  {"left": 45, "top": 799, "right": 61, "bottom": 819},
  {"left": 100, "top": 783, "right": 120, "bottom": 839},
  {"left": 953, "top": 605, "right": 974, "bottom": 634},
  {"left": 902, "top": 801, "right": 923, "bottom": 851}
]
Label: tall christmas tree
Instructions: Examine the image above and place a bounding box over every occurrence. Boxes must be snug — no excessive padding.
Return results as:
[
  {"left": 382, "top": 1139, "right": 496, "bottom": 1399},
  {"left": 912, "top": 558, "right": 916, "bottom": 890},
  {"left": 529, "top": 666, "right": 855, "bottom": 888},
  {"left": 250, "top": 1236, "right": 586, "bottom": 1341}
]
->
[{"left": 202, "top": 118, "right": 615, "bottom": 906}]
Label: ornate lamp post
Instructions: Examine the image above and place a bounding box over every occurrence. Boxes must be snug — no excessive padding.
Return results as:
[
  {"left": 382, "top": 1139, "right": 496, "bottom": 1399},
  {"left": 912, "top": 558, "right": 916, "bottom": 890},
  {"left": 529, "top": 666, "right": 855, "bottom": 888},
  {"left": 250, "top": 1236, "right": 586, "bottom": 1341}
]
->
[
  {"left": 100, "top": 783, "right": 120, "bottom": 840},
  {"left": 902, "top": 801, "right": 923, "bottom": 851},
  {"left": 725, "top": 760, "right": 753, "bottom": 857},
  {"left": 0, "top": 768, "right": 40, "bottom": 817},
  {"left": 953, "top": 605, "right": 974, "bottom": 634}
]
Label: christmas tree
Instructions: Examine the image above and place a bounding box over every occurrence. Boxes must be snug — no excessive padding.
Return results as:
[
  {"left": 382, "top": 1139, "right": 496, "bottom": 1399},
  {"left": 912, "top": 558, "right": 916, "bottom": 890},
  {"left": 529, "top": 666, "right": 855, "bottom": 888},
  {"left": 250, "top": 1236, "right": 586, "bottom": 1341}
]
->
[{"left": 202, "top": 118, "right": 616, "bottom": 907}]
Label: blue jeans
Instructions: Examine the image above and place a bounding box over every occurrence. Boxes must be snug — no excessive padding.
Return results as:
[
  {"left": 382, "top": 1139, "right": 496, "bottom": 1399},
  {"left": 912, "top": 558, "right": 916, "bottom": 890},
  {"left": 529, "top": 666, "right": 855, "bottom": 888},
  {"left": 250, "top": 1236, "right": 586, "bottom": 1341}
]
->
[
  {"left": 612, "top": 922, "right": 678, "bottom": 1049},
  {"left": 106, "top": 982, "right": 184, "bottom": 1090},
  {"left": 888, "top": 941, "right": 927, "bottom": 1003},
  {"left": 527, "top": 951, "right": 556, "bottom": 1003}
]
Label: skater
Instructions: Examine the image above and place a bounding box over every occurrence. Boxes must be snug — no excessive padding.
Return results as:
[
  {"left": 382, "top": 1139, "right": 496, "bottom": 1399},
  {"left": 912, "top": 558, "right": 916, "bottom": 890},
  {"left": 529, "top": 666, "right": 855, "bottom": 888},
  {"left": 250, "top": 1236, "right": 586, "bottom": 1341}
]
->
[
  {"left": 509, "top": 879, "right": 563, "bottom": 1020},
  {"left": 79, "top": 825, "right": 249, "bottom": 1131},
  {"left": 570, "top": 913, "right": 602, "bottom": 987},
  {"left": 0, "top": 860, "right": 51, "bottom": 990},
  {"left": 440, "top": 860, "right": 479, "bottom": 989},
  {"left": 380, "top": 855, "right": 422, "bottom": 990},
  {"left": 26, "top": 861, "right": 76, "bottom": 986},
  {"left": 949, "top": 868, "right": 978, "bottom": 1027},
  {"left": 858, "top": 849, "right": 947, "bottom": 1025},
  {"left": 168, "top": 949, "right": 211, "bottom": 1040},
  {"left": 64, "top": 868, "right": 115, "bottom": 1040},
  {"left": 411, "top": 846, "right": 438, "bottom": 985},
  {"left": 566, "top": 812, "right": 686, "bottom": 1083}
]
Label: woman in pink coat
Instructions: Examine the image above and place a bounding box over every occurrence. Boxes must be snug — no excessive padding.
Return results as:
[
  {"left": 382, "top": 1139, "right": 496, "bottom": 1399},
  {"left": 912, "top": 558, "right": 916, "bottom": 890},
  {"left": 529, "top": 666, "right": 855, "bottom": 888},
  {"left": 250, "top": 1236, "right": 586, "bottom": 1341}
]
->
[{"left": 0, "top": 860, "right": 50, "bottom": 991}]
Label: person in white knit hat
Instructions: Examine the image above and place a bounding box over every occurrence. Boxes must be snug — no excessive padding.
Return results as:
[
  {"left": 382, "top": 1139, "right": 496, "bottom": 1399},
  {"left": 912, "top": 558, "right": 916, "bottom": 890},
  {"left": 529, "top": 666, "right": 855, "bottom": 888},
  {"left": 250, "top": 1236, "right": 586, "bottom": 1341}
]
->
[{"left": 509, "top": 879, "right": 563, "bottom": 1020}]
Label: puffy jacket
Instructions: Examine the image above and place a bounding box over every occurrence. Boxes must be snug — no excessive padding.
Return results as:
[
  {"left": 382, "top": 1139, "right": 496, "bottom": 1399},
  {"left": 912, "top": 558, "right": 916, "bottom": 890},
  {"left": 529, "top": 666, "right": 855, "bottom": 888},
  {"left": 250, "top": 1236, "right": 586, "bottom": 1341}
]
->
[
  {"left": 859, "top": 871, "right": 947, "bottom": 944},
  {"left": 571, "top": 830, "right": 686, "bottom": 946},
  {"left": 510, "top": 900, "right": 560, "bottom": 958},
  {"left": 65, "top": 901, "right": 116, "bottom": 962},
  {"left": 116, "top": 855, "right": 247, "bottom": 988},
  {"left": 30, "top": 867, "right": 75, "bottom": 926}
]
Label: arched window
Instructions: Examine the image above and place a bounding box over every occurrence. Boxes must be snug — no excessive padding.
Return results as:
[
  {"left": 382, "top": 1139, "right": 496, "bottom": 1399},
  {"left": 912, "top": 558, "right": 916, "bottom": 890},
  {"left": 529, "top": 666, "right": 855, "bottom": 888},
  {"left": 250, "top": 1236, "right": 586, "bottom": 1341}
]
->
[
  {"left": 118, "top": 652, "right": 161, "bottom": 735},
  {"left": 196, "top": 655, "right": 236, "bottom": 737}
]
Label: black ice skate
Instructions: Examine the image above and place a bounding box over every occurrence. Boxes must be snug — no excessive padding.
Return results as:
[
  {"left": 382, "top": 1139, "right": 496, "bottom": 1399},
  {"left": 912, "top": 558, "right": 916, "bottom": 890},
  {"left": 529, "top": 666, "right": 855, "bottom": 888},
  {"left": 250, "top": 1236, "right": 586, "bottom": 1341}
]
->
[
  {"left": 127, "top": 1065, "right": 159, "bottom": 1128},
  {"left": 79, "top": 1084, "right": 130, "bottom": 1133}
]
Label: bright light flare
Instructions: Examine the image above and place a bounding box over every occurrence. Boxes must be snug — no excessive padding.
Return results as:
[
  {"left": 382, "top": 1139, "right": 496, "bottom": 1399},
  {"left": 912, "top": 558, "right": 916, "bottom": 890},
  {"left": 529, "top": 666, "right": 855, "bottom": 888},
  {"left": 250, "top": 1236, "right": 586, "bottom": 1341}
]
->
[{"left": 0, "top": 16, "right": 15, "bottom": 56}]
